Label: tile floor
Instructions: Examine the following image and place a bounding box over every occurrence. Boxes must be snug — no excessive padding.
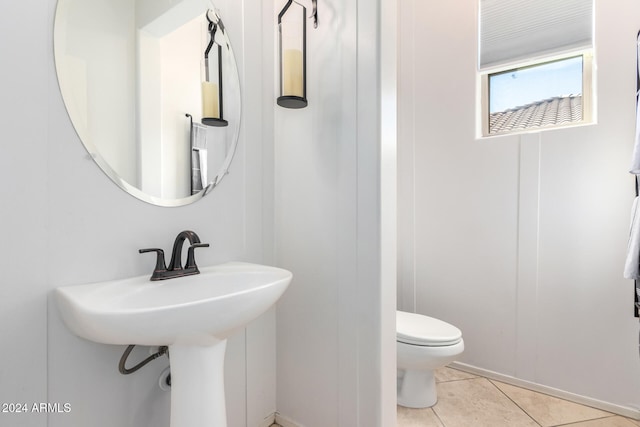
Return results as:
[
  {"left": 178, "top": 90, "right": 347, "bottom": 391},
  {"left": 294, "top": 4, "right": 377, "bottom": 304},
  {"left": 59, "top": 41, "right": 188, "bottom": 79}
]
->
[
  {"left": 270, "top": 366, "right": 640, "bottom": 426},
  {"left": 398, "top": 367, "right": 640, "bottom": 427}
]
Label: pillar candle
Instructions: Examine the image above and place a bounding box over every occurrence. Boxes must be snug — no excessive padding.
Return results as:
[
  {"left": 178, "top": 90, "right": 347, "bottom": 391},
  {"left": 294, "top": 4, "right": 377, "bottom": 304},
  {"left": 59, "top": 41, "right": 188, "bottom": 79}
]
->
[
  {"left": 283, "top": 49, "right": 304, "bottom": 97},
  {"left": 202, "top": 81, "right": 220, "bottom": 119}
]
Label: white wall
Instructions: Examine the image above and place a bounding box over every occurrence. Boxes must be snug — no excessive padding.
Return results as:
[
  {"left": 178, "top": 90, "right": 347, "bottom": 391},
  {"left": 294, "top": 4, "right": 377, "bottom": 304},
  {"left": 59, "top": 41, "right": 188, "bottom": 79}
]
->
[
  {"left": 398, "top": 0, "right": 640, "bottom": 416},
  {"left": 273, "top": 0, "right": 396, "bottom": 425},
  {"left": 157, "top": 15, "right": 201, "bottom": 199},
  {"left": 55, "top": 0, "right": 138, "bottom": 185},
  {"left": 0, "top": 1, "right": 276, "bottom": 427}
]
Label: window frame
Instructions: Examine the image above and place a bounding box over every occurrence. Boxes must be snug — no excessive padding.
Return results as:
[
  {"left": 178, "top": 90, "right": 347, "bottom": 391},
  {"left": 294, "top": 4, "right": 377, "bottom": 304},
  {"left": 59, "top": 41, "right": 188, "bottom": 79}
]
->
[{"left": 479, "top": 50, "right": 595, "bottom": 138}]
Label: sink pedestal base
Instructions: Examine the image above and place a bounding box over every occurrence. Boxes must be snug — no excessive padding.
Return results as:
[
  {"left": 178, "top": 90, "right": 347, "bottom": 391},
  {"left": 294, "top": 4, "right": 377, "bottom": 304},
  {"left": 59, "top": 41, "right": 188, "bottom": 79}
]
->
[{"left": 169, "top": 340, "right": 228, "bottom": 427}]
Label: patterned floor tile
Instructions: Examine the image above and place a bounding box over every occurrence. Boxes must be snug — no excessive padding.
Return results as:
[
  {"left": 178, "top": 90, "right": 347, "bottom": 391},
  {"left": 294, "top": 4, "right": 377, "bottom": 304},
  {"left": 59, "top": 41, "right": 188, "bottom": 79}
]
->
[
  {"left": 397, "top": 406, "right": 444, "bottom": 427},
  {"left": 433, "top": 377, "right": 539, "bottom": 427},
  {"left": 492, "top": 380, "right": 610, "bottom": 427}
]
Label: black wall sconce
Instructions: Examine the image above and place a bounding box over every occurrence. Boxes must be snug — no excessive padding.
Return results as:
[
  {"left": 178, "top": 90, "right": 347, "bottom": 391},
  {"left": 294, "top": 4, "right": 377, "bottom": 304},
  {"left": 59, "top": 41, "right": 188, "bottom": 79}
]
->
[
  {"left": 202, "top": 10, "right": 228, "bottom": 126},
  {"left": 277, "top": 0, "right": 318, "bottom": 109}
]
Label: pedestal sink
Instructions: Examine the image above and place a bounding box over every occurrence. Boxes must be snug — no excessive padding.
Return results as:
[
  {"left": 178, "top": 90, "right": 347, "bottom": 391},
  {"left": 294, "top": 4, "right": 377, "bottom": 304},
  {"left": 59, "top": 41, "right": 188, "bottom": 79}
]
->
[{"left": 55, "top": 262, "right": 292, "bottom": 427}]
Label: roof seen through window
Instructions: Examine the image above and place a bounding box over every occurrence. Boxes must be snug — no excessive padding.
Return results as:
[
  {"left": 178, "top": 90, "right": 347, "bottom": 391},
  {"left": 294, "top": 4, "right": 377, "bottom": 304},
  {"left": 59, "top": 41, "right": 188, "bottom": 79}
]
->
[{"left": 489, "top": 56, "right": 583, "bottom": 113}]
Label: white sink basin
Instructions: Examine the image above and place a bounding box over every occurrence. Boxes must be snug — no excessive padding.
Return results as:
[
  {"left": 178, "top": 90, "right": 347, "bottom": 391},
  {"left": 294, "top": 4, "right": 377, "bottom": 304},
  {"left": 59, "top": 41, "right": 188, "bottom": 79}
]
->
[
  {"left": 56, "top": 262, "right": 292, "bottom": 346},
  {"left": 55, "top": 261, "right": 292, "bottom": 427}
]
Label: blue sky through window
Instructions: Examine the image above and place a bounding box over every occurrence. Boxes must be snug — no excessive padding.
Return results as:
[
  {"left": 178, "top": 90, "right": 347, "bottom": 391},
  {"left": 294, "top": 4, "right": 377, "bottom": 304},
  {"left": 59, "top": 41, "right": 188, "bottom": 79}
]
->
[{"left": 489, "top": 56, "right": 583, "bottom": 113}]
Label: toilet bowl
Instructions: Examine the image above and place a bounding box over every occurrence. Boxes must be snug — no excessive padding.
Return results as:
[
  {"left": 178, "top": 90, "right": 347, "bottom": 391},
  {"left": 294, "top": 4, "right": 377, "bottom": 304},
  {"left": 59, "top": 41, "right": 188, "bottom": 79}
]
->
[{"left": 397, "top": 310, "right": 464, "bottom": 408}]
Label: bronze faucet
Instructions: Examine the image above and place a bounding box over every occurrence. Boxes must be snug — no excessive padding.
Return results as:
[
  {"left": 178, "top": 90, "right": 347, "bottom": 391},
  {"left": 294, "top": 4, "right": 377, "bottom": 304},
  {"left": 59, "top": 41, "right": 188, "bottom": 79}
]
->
[{"left": 139, "top": 230, "right": 209, "bottom": 281}]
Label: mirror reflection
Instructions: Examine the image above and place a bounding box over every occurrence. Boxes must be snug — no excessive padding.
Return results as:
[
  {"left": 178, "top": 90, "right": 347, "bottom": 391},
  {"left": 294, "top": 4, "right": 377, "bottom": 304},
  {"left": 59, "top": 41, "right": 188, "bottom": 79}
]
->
[{"left": 54, "top": 0, "right": 241, "bottom": 206}]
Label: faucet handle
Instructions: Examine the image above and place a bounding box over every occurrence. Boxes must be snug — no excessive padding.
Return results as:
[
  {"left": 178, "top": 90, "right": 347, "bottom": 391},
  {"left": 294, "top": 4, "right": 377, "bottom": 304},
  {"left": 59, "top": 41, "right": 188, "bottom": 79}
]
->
[
  {"left": 185, "top": 243, "right": 210, "bottom": 270},
  {"left": 139, "top": 248, "right": 168, "bottom": 280}
]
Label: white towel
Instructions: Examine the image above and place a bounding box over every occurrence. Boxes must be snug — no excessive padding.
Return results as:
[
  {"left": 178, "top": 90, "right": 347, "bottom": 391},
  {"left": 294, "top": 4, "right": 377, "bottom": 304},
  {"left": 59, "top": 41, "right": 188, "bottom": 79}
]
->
[
  {"left": 630, "top": 36, "right": 640, "bottom": 174},
  {"left": 196, "top": 148, "right": 208, "bottom": 187},
  {"left": 191, "top": 123, "right": 209, "bottom": 194},
  {"left": 630, "top": 96, "right": 640, "bottom": 174},
  {"left": 624, "top": 196, "right": 640, "bottom": 279}
]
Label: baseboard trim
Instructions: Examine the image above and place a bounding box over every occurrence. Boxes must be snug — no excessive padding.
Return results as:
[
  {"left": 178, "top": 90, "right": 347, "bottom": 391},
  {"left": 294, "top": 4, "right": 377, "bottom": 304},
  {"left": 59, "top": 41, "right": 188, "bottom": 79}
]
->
[
  {"left": 258, "top": 412, "right": 277, "bottom": 427},
  {"left": 274, "top": 412, "right": 304, "bottom": 427},
  {"left": 450, "top": 362, "right": 640, "bottom": 421}
]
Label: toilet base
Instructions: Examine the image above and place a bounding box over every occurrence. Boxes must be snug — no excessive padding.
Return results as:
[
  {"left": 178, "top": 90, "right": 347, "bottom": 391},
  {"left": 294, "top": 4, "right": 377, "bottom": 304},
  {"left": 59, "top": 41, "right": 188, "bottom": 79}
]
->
[{"left": 397, "top": 368, "right": 437, "bottom": 408}]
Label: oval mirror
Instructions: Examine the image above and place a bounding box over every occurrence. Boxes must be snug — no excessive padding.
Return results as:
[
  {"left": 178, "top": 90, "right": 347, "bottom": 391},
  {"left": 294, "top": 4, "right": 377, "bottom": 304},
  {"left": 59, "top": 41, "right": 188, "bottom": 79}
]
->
[{"left": 54, "top": 0, "right": 241, "bottom": 207}]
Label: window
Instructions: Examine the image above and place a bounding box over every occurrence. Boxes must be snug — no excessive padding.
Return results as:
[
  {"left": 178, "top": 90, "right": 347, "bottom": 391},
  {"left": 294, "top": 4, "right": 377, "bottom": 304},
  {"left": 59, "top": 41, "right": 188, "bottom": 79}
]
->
[
  {"left": 484, "top": 53, "right": 593, "bottom": 135},
  {"left": 478, "top": 0, "right": 594, "bottom": 136}
]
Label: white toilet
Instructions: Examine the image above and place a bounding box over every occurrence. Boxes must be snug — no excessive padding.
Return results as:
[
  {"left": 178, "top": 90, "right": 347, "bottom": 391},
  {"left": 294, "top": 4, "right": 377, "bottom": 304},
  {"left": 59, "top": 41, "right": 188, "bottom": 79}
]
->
[{"left": 396, "top": 310, "right": 464, "bottom": 408}]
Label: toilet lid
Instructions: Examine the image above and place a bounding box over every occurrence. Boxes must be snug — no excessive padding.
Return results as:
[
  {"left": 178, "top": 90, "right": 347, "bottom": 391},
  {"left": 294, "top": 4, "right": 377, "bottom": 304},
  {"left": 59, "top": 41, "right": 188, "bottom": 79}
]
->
[{"left": 397, "top": 311, "right": 462, "bottom": 346}]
